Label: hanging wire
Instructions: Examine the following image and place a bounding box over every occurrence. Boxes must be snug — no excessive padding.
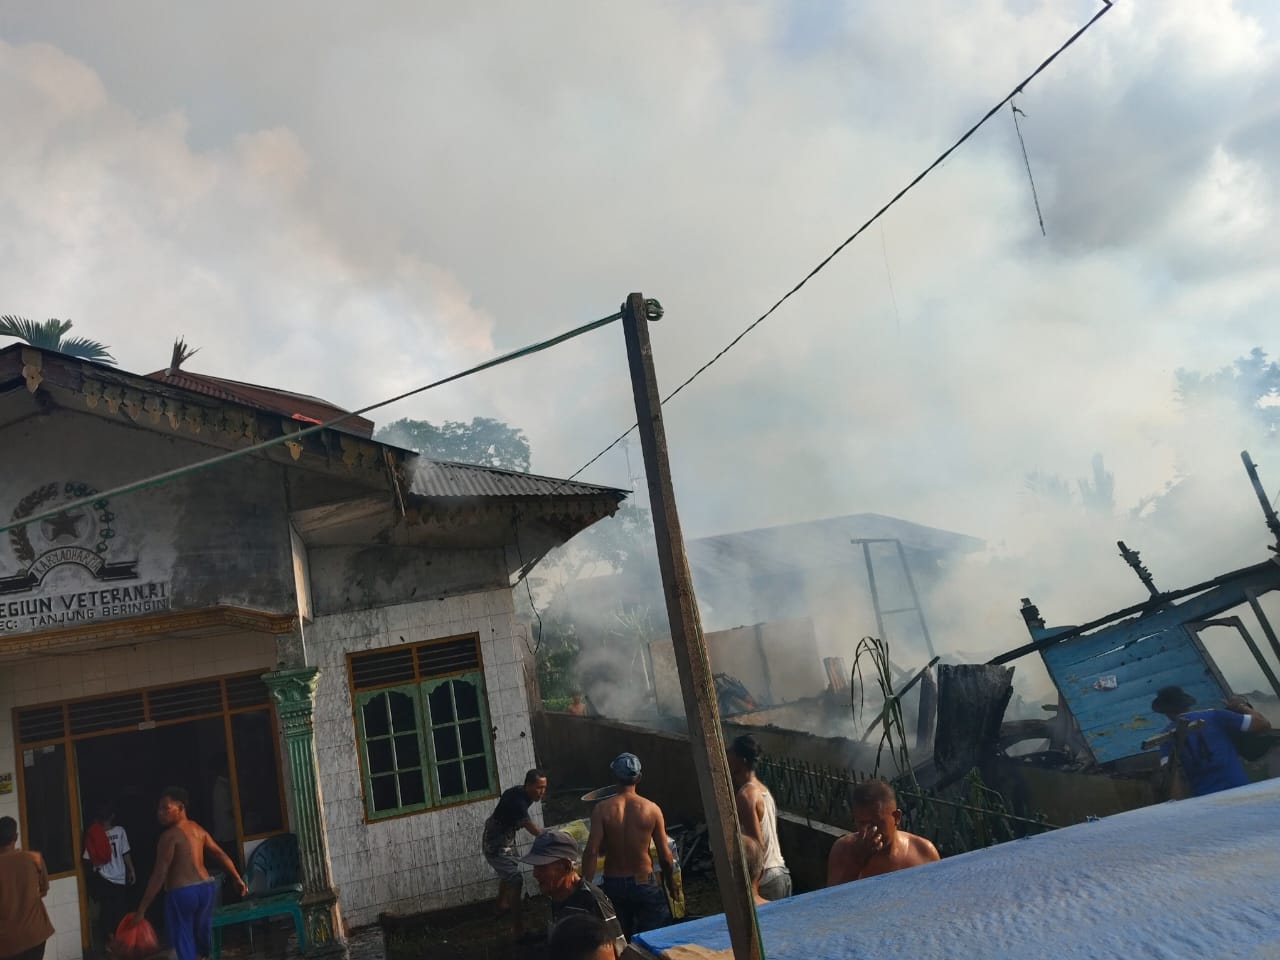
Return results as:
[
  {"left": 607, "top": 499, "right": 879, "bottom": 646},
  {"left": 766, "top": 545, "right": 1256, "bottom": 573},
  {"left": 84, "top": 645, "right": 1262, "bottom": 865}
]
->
[
  {"left": 1010, "top": 100, "right": 1047, "bottom": 236},
  {"left": 511, "top": 511, "right": 544, "bottom": 654},
  {"left": 879, "top": 222, "right": 904, "bottom": 335},
  {"left": 564, "top": 1, "right": 1113, "bottom": 483}
]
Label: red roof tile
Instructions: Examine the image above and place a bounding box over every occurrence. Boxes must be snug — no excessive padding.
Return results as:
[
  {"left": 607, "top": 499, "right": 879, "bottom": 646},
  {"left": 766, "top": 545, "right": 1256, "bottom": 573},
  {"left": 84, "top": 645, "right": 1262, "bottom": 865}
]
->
[{"left": 146, "top": 369, "right": 374, "bottom": 438}]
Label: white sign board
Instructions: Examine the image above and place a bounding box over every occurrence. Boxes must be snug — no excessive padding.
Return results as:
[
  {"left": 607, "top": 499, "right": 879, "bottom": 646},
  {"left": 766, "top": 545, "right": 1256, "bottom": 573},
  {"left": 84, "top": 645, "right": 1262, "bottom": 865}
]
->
[{"left": 0, "top": 480, "right": 171, "bottom": 635}]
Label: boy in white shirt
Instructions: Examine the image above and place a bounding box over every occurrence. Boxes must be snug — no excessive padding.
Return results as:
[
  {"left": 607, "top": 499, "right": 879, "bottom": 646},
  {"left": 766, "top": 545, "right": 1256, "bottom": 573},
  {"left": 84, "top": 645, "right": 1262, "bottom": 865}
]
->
[{"left": 83, "top": 804, "right": 135, "bottom": 953}]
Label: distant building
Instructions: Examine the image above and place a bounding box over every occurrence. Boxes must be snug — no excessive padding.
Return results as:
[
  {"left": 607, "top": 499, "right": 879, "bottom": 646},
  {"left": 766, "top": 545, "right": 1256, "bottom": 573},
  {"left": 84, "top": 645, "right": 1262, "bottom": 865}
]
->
[
  {"left": 0, "top": 343, "right": 623, "bottom": 960},
  {"left": 565, "top": 514, "right": 983, "bottom": 711}
]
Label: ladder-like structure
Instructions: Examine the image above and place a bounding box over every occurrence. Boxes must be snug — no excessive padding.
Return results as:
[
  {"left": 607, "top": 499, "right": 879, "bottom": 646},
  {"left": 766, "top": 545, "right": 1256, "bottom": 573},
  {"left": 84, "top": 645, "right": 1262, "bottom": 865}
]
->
[{"left": 852, "top": 537, "right": 936, "bottom": 661}]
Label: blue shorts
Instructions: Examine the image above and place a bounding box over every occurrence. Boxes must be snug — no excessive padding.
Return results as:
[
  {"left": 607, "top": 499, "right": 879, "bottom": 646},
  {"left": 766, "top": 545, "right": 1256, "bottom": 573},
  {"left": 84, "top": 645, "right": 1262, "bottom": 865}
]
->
[{"left": 164, "top": 879, "right": 217, "bottom": 960}]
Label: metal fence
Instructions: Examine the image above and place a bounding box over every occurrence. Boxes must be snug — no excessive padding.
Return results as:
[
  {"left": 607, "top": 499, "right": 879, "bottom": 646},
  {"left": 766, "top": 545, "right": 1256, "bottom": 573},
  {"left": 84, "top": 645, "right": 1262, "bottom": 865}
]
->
[{"left": 757, "top": 754, "right": 1056, "bottom": 857}]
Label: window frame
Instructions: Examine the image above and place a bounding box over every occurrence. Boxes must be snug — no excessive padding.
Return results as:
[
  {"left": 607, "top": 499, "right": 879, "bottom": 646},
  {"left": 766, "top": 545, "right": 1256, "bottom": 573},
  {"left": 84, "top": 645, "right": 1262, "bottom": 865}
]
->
[
  {"left": 347, "top": 633, "right": 500, "bottom": 823},
  {"left": 353, "top": 683, "right": 432, "bottom": 819},
  {"left": 421, "top": 672, "right": 498, "bottom": 806}
]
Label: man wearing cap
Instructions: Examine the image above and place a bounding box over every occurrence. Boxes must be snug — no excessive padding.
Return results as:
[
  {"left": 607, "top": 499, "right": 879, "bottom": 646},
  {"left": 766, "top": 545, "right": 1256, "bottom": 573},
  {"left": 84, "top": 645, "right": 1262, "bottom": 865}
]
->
[
  {"left": 1152, "top": 685, "right": 1271, "bottom": 798},
  {"left": 520, "top": 830, "right": 625, "bottom": 956},
  {"left": 582, "top": 753, "right": 675, "bottom": 939},
  {"left": 482, "top": 768, "right": 547, "bottom": 942}
]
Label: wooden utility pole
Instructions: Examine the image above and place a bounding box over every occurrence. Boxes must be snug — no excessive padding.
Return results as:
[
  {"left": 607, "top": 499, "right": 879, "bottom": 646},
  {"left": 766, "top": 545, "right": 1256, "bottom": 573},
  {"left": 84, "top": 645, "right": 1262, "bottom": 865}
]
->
[{"left": 621, "top": 293, "right": 763, "bottom": 959}]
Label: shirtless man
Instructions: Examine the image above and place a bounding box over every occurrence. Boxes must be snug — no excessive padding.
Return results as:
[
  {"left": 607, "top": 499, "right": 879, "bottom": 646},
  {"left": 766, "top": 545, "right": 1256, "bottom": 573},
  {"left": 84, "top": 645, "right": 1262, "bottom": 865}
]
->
[
  {"left": 582, "top": 753, "right": 675, "bottom": 939},
  {"left": 826, "top": 779, "right": 939, "bottom": 886},
  {"left": 136, "top": 787, "right": 245, "bottom": 960}
]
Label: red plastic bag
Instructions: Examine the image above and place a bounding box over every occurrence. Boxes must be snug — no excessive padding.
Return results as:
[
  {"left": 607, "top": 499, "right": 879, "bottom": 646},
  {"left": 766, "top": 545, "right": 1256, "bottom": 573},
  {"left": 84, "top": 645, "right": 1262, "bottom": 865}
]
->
[{"left": 112, "top": 914, "right": 159, "bottom": 960}]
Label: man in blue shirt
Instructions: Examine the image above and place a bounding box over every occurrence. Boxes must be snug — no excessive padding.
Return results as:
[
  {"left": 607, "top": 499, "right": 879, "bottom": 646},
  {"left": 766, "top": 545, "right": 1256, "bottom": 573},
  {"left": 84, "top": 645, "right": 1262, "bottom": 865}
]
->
[{"left": 1152, "top": 685, "right": 1272, "bottom": 797}]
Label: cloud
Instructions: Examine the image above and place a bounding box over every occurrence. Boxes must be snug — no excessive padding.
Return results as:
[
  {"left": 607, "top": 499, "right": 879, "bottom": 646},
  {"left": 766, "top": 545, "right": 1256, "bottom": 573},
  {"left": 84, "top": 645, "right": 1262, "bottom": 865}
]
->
[
  {"left": 2, "top": 2, "right": 1279, "bottom": 686},
  {"left": 0, "top": 37, "right": 495, "bottom": 415}
]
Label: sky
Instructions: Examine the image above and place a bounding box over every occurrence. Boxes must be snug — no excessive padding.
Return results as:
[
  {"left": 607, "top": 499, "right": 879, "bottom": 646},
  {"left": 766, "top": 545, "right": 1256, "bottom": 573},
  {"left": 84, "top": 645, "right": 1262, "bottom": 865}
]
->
[{"left": 2, "top": 1, "right": 1279, "bottom": 685}]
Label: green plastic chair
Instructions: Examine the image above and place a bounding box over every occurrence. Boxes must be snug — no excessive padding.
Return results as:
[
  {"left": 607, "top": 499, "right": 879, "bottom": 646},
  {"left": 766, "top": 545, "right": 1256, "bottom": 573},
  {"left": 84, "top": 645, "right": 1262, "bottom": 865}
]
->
[{"left": 211, "top": 834, "right": 307, "bottom": 957}]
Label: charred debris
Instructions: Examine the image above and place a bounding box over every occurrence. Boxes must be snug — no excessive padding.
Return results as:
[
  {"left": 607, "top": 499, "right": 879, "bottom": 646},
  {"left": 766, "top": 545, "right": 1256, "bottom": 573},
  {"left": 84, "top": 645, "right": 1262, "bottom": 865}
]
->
[{"left": 979, "top": 451, "right": 1280, "bottom": 794}]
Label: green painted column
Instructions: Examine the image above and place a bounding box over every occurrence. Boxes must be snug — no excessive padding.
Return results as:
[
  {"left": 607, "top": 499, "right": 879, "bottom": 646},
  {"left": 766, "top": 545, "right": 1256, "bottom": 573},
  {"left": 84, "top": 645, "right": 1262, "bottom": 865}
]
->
[{"left": 263, "top": 667, "right": 348, "bottom": 958}]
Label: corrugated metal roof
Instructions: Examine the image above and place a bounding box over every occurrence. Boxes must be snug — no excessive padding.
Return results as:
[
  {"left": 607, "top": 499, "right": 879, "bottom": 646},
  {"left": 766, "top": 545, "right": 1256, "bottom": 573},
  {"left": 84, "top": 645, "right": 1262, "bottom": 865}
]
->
[
  {"left": 409, "top": 457, "right": 625, "bottom": 501},
  {"left": 688, "top": 512, "right": 983, "bottom": 578}
]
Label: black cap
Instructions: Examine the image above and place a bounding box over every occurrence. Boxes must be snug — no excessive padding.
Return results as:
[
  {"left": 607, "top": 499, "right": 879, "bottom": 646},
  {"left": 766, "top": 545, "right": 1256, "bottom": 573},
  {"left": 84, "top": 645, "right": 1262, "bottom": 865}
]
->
[{"left": 1152, "top": 685, "right": 1195, "bottom": 715}]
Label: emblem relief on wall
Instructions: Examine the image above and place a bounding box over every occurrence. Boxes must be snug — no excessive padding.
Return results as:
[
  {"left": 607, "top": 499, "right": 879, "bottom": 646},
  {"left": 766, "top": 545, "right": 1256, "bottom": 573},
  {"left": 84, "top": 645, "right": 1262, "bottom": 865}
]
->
[{"left": 0, "top": 480, "right": 169, "bottom": 634}]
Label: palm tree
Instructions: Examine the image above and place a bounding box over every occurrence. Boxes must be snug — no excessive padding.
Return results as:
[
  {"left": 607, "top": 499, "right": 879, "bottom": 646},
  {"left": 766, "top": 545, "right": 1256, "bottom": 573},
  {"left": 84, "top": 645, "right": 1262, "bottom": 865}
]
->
[{"left": 0, "top": 316, "right": 116, "bottom": 364}]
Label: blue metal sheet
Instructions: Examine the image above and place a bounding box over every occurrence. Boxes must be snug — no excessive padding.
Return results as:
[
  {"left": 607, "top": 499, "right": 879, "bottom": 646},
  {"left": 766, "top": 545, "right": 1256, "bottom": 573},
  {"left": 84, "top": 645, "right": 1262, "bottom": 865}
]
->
[
  {"left": 1044, "top": 623, "right": 1222, "bottom": 762},
  {"left": 1034, "top": 563, "right": 1280, "bottom": 768},
  {"left": 1037, "top": 563, "right": 1280, "bottom": 764},
  {"left": 634, "top": 779, "right": 1280, "bottom": 960}
]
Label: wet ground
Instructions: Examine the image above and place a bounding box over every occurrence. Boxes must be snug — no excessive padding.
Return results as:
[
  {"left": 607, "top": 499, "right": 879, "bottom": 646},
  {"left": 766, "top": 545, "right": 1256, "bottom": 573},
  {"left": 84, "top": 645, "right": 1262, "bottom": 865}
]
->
[
  {"left": 218, "top": 790, "right": 722, "bottom": 960},
  {"left": 374, "top": 879, "right": 723, "bottom": 960},
  {"left": 218, "top": 874, "right": 723, "bottom": 960}
]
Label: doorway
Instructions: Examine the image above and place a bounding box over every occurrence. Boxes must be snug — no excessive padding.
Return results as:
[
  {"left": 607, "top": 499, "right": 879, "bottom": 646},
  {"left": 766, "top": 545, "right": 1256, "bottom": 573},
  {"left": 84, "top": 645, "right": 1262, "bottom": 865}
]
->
[
  {"left": 15, "top": 671, "right": 289, "bottom": 953},
  {"left": 77, "top": 716, "right": 229, "bottom": 922}
]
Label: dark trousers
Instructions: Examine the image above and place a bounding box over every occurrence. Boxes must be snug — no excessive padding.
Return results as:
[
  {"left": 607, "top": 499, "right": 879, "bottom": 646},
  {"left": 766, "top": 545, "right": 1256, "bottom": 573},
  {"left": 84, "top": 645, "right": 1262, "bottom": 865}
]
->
[
  {"left": 2, "top": 942, "right": 47, "bottom": 960},
  {"left": 87, "top": 873, "right": 132, "bottom": 948},
  {"left": 599, "top": 876, "right": 671, "bottom": 939}
]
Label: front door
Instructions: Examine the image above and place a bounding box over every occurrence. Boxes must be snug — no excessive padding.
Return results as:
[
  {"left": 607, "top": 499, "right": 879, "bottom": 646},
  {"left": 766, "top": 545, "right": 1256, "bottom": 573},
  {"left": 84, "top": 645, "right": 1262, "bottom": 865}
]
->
[{"left": 13, "top": 671, "right": 287, "bottom": 954}]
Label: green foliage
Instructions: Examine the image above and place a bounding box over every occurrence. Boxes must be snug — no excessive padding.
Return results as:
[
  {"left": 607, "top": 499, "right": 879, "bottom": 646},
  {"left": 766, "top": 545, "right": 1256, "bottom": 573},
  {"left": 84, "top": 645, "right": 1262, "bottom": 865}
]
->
[
  {"left": 1025, "top": 454, "right": 1113, "bottom": 515},
  {"left": 536, "top": 645, "right": 578, "bottom": 702},
  {"left": 850, "top": 635, "right": 914, "bottom": 779},
  {"left": 1024, "top": 469, "right": 1072, "bottom": 504},
  {"left": 1176, "top": 346, "right": 1280, "bottom": 435},
  {"left": 1076, "top": 452, "right": 1115, "bottom": 515},
  {"left": 1025, "top": 346, "right": 1277, "bottom": 517},
  {"left": 553, "top": 502, "right": 658, "bottom": 580},
  {"left": 0, "top": 316, "right": 116, "bottom": 364},
  {"left": 527, "top": 504, "right": 661, "bottom": 703},
  {"left": 604, "top": 602, "right": 659, "bottom": 651},
  {"left": 375, "top": 416, "right": 531, "bottom": 472}
]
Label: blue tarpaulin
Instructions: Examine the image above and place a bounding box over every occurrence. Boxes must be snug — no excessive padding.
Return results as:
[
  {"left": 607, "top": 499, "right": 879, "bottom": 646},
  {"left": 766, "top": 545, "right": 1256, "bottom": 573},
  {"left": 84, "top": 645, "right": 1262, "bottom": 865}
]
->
[{"left": 635, "top": 778, "right": 1280, "bottom": 959}]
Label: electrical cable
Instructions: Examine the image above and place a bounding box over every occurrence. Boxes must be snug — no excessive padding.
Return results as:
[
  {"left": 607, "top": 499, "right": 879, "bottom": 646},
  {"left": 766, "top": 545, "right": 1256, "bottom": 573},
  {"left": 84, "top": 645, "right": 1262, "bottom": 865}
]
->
[
  {"left": 6, "top": 4, "right": 1113, "bottom": 526},
  {"left": 879, "top": 223, "right": 903, "bottom": 334},
  {"left": 511, "top": 510, "right": 544, "bottom": 654},
  {"left": 1011, "top": 100, "right": 1047, "bottom": 236},
  {"left": 1, "top": 309, "right": 624, "bottom": 536},
  {"left": 563, "top": 1, "right": 1113, "bottom": 483}
]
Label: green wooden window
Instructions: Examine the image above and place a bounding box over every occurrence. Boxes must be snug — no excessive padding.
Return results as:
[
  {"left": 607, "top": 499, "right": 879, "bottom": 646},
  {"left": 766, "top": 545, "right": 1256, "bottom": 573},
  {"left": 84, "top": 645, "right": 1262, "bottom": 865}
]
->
[
  {"left": 355, "top": 685, "right": 431, "bottom": 818},
  {"left": 350, "top": 636, "right": 498, "bottom": 820},
  {"left": 425, "top": 674, "right": 495, "bottom": 803}
]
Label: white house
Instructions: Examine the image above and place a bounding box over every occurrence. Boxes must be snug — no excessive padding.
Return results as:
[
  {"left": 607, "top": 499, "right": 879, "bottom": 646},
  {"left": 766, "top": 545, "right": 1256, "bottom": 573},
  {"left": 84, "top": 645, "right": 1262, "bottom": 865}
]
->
[{"left": 0, "top": 343, "right": 624, "bottom": 959}]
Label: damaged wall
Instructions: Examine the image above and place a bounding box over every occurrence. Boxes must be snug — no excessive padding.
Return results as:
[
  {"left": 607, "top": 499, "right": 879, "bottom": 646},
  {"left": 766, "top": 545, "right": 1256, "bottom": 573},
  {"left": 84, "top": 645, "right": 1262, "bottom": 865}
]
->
[
  {"left": 532, "top": 711, "right": 704, "bottom": 823},
  {"left": 650, "top": 617, "right": 829, "bottom": 716},
  {"left": 306, "top": 544, "right": 508, "bottom": 616}
]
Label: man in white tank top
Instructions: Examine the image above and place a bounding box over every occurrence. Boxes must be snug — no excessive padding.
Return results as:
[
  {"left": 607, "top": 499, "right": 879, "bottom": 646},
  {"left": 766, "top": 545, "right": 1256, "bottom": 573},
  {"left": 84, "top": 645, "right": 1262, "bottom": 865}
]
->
[{"left": 727, "top": 734, "right": 791, "bottom": 900}]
